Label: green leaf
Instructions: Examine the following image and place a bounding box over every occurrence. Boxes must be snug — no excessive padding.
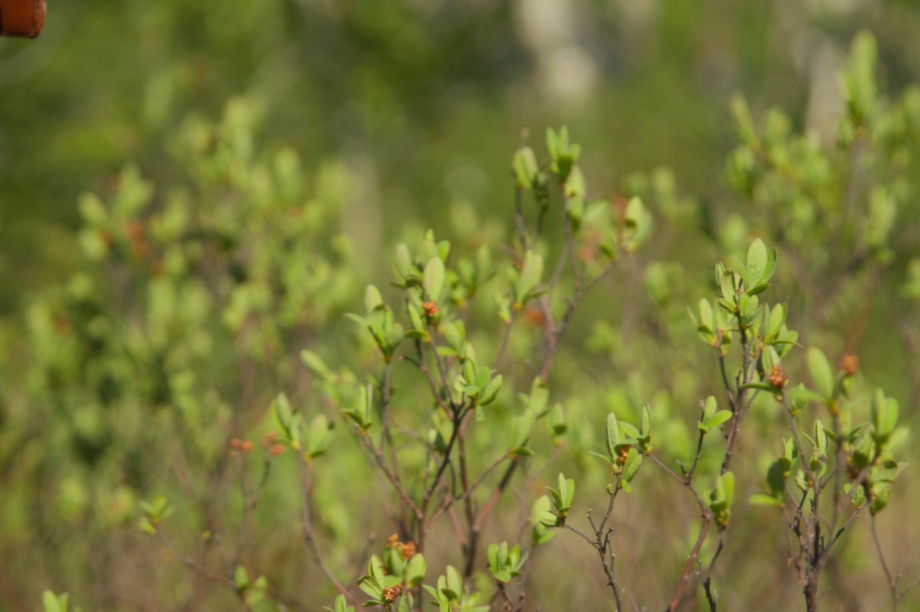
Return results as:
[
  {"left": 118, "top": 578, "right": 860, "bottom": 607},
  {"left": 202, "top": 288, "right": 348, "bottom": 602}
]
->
[
  {"left": 446, "top": 565, "right": 462, "bottom": 600},
  {"left": 745, "top": 239, "right": 767, "bottom": 289},
  {"left": 511, "top": 410, "right": 535, "bottom": 448},
  {"left": 699, "top": 396, "right": 718, "bottom": 431},
  {"left": 422, "top": 585, "right": 441, "bottom": 604},
  {"left": 766, "top": 458, "right": 788, "bottom": 497},
  {"left": 393, "top": 243, "right": 415, "bottom": 280},
  {"left": 566, "top": 166, "right": 586, "bottom": 200},
  {"left": 741, "top": 382, "right": 775, "bottom": 392},
  {"left": 622, "top": 448, "right": 642, "bottom": 484},
  {"left": 807, "top": 348, "right": 835, "bottom": 400},
  {"left": 234, "top": 566, "right": 249, "bottom": 593},
  {"left": 424, "top": 257, "right": 446, "bottom": 302},
  {"left": 385, "top": 322, "right": 404, "bottom": 355},
  {"left": 325, "top": 594, "right": 356, "bottom": 612},
  {"left": 480, "top": 374, "right": 503, "bottom": 405},
  {"left": 872, "top": 389, "right": 899, "bottom": 439},
  {"left": 442, "top": 321, "right": 464, "bottom": 352},
  {"left": 546, "top": 127, "right": 559, "bottom": 159},
  {"left": 749, "top": 492, "right": 783, "bottom": 507},
  {"left": 767, "top": 303, "right": 786, "bottom": 338},
  {"left": 526, "top": 377, "right": 549, "bottom": 415},
  {"left": 344, "top": 312, "right": 370, "bottom": 330},
  {"left": 138, "top": 516, "right": 157, "bottom": 536},
  {"left": 407, "top": 303, "right": 427, "bottom": 334},
  {"left": 530, "top": 496, "right": 556, "bottom": 544},
  {"left": 723, "top": 471, "right": 735, "bottom": 505},
  {"left": 43, "top": 591, "right": 63, "bottom": 612},
  {"left": 406, "top": 554, "right": 427, "bottom": 587},
  {"left": 699, "top": 298, "right": 714, "bottom": 330},
  {"left": 708, "top": 410, "right": 733, "bottom": 429},
  {"left": 305, "top": 414, "right": 332, "bottom": 459},
  {"left": 300, "top": 350, "right": 334, "bottom": 380},
  {"left": 605, "top": 412, "right": 621, "bottom": 460},
  {"left": 814, "top": 420, "right": 828, "bottom": 454},
  {"left": 364, "top": 284, "right": 384, "bottom": 312},
  {"left": 560, "top": 473, "right": 574, "bottom": 506},
  {"left": 871, "top": 488, "right": 891, "bottom": 514},
  {"left": 516, "top": 252, "right": 544, "bottom": 303},
  {"left": 272, "top": 393, "right": 293, "bottom": 438},
  {"left": 624, "top": 196, "right": 652, "bottom": 249},
  {"left": 546, "top": 472, "right": 575, "bottom": 515},
  {"left": 358, "top": 575, "right": 383, "bottom": 599},
  {"left": 513, "top": 147, "right": 540, "bottom": 190}
]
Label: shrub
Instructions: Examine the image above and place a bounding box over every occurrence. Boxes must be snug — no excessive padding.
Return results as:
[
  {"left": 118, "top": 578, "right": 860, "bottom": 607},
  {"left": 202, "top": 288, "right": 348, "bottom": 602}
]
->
[{"left": 22, "top": 30, "right": 919, "bottom": 611}]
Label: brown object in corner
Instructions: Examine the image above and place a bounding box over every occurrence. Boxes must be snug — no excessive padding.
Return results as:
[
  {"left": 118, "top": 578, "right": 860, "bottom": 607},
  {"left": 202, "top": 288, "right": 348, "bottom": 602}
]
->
[{"left": 0, "top": 0, "right": 46, "bottom": 38}]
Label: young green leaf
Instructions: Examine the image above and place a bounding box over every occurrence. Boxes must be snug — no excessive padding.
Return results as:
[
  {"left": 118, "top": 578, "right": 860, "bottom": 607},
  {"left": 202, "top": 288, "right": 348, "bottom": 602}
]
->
[
  {"left": 807, "top": 347, "right": 835, "bottom": 400},
  {"left": 300, "top": 350, "right": 334, "bottom": 380},
  {"left": 364, "top": 284, "right": 384, "bottom": 313},
  {"left": 605, "top": 412, "right": 621, "bottom": 461},
  {"left": 272, "top": 393, "right": 293, "bottom": 438},
  {"left": 406, "top": 553, "right": 427, "bottom": 587},
  {"left": 516, "top": 252, "right": 544, "bottom": 304},
  {"left": 745, "top": 239, "right": 768, "bottom": 289},
  {"left": 424, "top": 257, "right": 446, "bottom": 302}
]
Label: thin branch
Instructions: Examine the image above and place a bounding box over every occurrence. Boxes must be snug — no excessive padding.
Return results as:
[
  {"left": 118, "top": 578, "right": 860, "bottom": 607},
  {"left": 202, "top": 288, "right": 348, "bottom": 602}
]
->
[
  {"left": 358, "top": 433, "right": 424, "bottom": 523},
  {"left": 563, "top": 523, "right": 597, "bottom": 548},
  {"left": 298, "top": 459, "right": 355, "bottom": 603},
  {"left": 378, "top": 361, "right": 393, "bottom": 451},
  {"left": 231, "top": 455, "right": 272, "bottom": 571},
  {"left": 513, "top": 187, "right": 530, "bottom": 252},
  {"left": 870, "top": 511, "right": 901, "bottom": 611},
  {"left": 429, "top": 452, "right": 508, "bottom": 524},
  {"left": 412, "top": 339, "right": 451, "bottom": 413},
  {"left": 156, "top": 531, "right": 235, "bottom": 590},
  {"left": 668, "top": 517, "right": 712, "bottom": 612},
  {"left": 493, "top": 310, "right": 516, "bottom": 370}
]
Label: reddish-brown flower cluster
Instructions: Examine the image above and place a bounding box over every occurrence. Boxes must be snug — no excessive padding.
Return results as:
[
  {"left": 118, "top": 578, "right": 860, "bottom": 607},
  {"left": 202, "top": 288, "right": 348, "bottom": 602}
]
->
[
  {"left": 422, "top": 301, "right": 439, "bottom": 320},
  {"left": 399, "top": 541, "right": 416, "bottom": 559},
  {"left": 768, "top": 365, "right": 787, "bottom": 390},
  {"left": 840, "top": 353, "right": 859, "bottom": 377},
  {"left": 230, "top": 438, "right": 254, "bottom": 453},
  {"left": 386, "top": 533, "right": 417, "bottom": 560},
  {"left": 382, "top": 584, "right": 404, "bottom": 603},
  {"left": 269, "top": 443, "right": 286, "bottom": 458},
  {"left": 261, "top": 432, "right": 278, "bottom": 447},
  {"left": 522, "top": 305, "right": 545, "bottom": 328}
]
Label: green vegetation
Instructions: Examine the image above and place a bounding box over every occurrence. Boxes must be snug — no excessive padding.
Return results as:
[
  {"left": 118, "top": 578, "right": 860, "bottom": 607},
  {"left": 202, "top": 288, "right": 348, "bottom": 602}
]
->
[{"left": 2, "top": 3, "right": 920, "bottom": 610}]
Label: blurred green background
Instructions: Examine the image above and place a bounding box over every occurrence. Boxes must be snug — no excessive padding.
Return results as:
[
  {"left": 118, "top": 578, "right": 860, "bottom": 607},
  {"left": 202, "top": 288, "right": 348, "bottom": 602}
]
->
[
  {"left": 3, "top": 0, "right": 917, "bottom": 303},
  {"left": 3, "top": 0, "right": 920, "bottom": 610}
]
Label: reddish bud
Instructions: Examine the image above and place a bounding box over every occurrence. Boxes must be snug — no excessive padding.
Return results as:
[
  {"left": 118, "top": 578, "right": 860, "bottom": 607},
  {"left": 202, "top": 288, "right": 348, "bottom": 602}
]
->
[
  {"left": 768, "top": 366, "right": 787, "bottom": 390},
  {"left": 261, "top": 432, "right": 278, "bottom": 447},
  {"left": 399, "top": 541, "right": 416, "bottom": 560},
  {"left": 230, "top": 438, "right": 254, "bottom": 452},
  {"left": 840, "top": 354, "right": 859, "bottom": 377},
  {"left": 422, "top": 301, "right": 440, "bottom": 319},
  {"left": 382, "top": 584, "right": 404, "bottom": 603}
]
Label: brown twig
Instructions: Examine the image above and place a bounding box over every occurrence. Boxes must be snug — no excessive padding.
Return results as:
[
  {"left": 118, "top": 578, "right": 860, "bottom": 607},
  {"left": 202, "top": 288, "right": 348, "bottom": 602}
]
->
[{"left": 298, "top": 459, "right": 355, "bottom": 603}]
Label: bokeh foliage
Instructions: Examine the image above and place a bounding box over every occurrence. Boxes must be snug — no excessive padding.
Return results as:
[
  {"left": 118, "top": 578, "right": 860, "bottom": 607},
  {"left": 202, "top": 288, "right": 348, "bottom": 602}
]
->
[{"left": 2, "top": 1, "right": 920, "bottom": 610}]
